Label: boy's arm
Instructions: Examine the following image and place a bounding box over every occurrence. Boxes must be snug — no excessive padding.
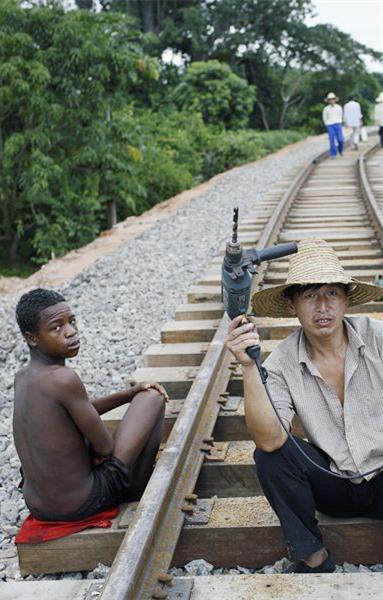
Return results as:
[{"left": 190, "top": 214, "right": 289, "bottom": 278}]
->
[
  {"left": 92, "top": 383, "right": 169, "bottom": 415},
  {"left": 55, "top": 368, "right": 114, "bottom": 456}
]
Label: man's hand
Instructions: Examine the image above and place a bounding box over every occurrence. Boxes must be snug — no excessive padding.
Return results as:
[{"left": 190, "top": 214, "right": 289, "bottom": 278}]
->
[
  {"left": 225, "top": 315, "right": 261, "bottom": 367},
  {"left": 130, "top": 381, "right": 169, "bottom": 402}
]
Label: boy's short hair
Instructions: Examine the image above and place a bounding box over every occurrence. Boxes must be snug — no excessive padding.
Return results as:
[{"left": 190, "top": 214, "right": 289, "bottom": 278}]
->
[{"left": 16, "top": 288, "right": 66, "bottom": 335}]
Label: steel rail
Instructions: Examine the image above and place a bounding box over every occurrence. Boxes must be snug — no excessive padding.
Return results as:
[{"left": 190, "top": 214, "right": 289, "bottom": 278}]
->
[
  {"left": 359, "top": 141, "right": 383, "bottom": 246},
  {"left": 98, "top": 140, "right": 380, "bottom": 600},
  {"left": 250, "top": 148, "right": 330, "bottom": 293},
  {"left": 98, "top": 148, "right": 329, "bottom": 600}
]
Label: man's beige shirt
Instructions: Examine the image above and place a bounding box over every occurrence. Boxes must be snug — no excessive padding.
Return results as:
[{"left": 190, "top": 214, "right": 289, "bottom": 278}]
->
[{"left": 264, "top": 316, "right": 383, "bottom": 482}]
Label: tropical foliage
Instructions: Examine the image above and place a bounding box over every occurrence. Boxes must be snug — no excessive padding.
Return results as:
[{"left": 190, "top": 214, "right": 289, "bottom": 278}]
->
[{"left": 1, "top": 0, "right": 382, "bottom": 271}]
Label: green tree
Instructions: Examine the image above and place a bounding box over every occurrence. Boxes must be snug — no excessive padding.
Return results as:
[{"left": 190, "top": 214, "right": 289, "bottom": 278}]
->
[
  {"left": 172, "top": 60, "right": 255, "bottom": 129},
  {"left": 146, "top": 0, "right": 382, "bottom": 130},
  {"left": 0, "top": 1, "right": 157, "bottom": 265}
]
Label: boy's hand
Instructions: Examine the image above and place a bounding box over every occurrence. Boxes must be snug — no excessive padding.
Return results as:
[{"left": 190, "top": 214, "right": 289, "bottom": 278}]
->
[
  {"left": 225, "top": 315, "right": 261, "bottom": 367},
  {"left": 130, "top": 381, "right": 169, "bottom": 402}
]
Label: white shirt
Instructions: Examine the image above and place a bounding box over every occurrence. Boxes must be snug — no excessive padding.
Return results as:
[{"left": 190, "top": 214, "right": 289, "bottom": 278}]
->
[
  {"left": 323, "top": 104, "right": 343, "bottom": 126},
  {"left": 343, "top": 100, "right": 362, "bottom": 127},
  {"left": 375, "top": 103, "right": 383, "bottom": 126}
]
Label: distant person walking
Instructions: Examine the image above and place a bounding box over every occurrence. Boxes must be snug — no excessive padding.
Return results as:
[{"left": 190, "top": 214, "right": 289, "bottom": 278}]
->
[
  {"left": 343, "top": 96, "right": 362, "bottom": 150},
  {"left": 375, "top": 92, "right": 383, "bottom": 147},
  {"left": 322, "top": 92, "right": 344, "bottom": 158}
]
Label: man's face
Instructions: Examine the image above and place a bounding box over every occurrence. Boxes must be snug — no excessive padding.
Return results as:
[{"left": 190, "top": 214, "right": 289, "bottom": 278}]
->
[
  {"left": 26, "top": 301, "right": 80, "bottom": 358},
  {"left": 286, "top": 284, "right": 348, "bottom": 339},
  {"left": 328, "top": 98, "right": 336, "bottom": 105}
]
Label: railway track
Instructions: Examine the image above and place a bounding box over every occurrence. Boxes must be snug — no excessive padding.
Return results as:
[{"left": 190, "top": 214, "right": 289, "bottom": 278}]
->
[{"left": 6, "top": 136, "right": 383, "bottom": 600}]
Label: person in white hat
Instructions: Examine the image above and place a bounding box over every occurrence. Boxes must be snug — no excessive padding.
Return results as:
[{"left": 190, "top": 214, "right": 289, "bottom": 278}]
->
[
  {"left": 374, "top": 92, "right": 383, "bottom": 147},
  {"left": 322, "top": 92, "right": 344, "bottom": 158},
  {"left": 225, "top": 239, "right": 383, "bottom": 573},
  {"left": 343, "top": 95, "right": 363, "bottom": 150}
]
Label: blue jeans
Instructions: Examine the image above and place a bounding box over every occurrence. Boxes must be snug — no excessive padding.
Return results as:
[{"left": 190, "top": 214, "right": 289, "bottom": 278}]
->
[{"left": 326, "top": 123, "right": 344, "bottom": 157}]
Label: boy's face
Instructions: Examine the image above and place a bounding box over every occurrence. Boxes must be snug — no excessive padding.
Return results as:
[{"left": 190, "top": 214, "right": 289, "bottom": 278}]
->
[{"left": 25, "top": 302, "right": 80, "bottom": 358}]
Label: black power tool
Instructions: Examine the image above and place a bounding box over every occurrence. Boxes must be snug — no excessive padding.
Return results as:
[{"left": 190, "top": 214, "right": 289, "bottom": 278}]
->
[{"left": 221, "top": 207, "right": 298, "bottom": 360}]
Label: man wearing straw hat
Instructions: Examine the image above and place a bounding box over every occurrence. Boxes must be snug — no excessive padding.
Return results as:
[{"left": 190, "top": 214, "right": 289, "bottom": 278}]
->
[
  {"left": 374, "top": 92, "right": 383, "bottom": 147},
  {"left": 225, "top": 239, "right": 383, "bottom": 573},
  {"left": 322, "top": 92, "right": 344, "bottom": 158}
]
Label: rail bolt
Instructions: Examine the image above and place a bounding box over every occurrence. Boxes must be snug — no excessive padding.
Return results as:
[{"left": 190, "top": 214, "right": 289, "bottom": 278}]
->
[
  {"left": 185, "top": 493, "right": 198, "bottom": 504},
  {"left": 201, "top": 445, "right": 212, "bottom": 454},
  {"left": 151, "top": 589, "right": 168, "bottom": 599},
  {"left": 217, "top": 397, "right": 228, "bottom": 405},
  {"left": 181, "top": 503, "right": 195, "bottom": 514},
  {"left": 157, "top": 573, "right": 173, "bottom": 585},
  {"left": 203, "top": 437, "right": 214, "bottom": 446}
]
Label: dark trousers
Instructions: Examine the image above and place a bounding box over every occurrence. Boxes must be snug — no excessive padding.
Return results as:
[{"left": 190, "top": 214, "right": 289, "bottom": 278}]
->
[
  {"left": 379, "top": 126, "right": 383, "bottom": 147},
  {"left": 255, "top": 437, "right": 383, "bottom": 560}
]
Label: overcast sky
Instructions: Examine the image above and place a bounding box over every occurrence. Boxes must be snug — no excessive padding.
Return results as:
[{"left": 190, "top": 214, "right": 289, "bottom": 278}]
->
[{"left": 308, "top": 0, "right": 383, "bottom": 72}]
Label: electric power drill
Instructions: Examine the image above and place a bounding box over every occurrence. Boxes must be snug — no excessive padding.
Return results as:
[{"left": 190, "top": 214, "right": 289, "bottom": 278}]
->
[{"left": 222, "top": 207, "right": 298, "bottom": 361}]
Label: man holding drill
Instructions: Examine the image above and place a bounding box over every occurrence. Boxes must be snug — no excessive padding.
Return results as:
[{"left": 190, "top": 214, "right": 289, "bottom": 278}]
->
[{"left": 225, "top": 239, "right": 383, "bottom": 573}]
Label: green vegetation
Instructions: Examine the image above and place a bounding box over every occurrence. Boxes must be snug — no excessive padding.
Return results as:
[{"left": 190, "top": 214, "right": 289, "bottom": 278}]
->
[{"left": 1, "top": 0, "right": 382, "bottom": 273}]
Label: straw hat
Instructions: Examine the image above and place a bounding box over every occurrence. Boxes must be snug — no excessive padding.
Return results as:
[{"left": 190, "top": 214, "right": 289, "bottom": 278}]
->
[
  {"left": 251, "top": 239, "right": 383, "bottom": 318},
  {"left": 376, "top": 92, "right": 383, "bottom": 103},
  {"left": 324, "top": 92, "right": 338, "bottom": 102}
]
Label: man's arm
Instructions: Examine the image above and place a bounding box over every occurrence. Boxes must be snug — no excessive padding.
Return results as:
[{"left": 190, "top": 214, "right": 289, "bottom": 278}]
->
[
  {"left": 55, "top": 368, "right": 114, "bottom": 456},
  {"left": 225, "top": 316, "right": 287, "bottom": 451},
  {"left": 91, "top": 383, "right": 169, "bottom": 415}
]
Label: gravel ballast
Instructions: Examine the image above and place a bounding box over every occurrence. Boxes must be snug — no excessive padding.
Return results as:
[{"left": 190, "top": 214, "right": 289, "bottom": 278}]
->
[{"left": 2, "top": 134, "right": 374, "bottom": 582}]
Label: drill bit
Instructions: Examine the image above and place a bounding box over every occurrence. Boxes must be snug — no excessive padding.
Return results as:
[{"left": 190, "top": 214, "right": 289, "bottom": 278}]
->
[{"left": 232, "top": 207, "right": 239, "bottom": 244}]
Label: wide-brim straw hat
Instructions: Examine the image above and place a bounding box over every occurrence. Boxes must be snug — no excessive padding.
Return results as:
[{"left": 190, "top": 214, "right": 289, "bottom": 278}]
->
[
  {"left": 376, "top": 92, "right": 383, "bottom": 103},
  {"left": 251, "top": 239, "right": 383, "bottom": 318},
  {"left": 324, "top": 92, "right": 338, "bottom": 102}
]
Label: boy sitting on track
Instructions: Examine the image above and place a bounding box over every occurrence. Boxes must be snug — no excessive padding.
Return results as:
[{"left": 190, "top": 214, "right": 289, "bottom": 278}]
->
[{"left": 13, "top": 288, "right": 167, "bottom": 521}]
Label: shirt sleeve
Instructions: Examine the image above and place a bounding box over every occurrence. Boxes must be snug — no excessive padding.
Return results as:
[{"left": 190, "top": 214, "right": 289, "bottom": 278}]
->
[
  {"left": 265, "top": 366, "right": 296, "bottom": 431},
  {"left": 322, "top": 107, "right": 328, "bottom": 125}
]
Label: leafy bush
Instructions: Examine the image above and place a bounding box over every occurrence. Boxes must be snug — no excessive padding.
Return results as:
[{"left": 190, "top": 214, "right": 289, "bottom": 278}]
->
[
  {"left": 129, "top": 110, "right": 209, "bottom": 209},
  {"left": 203, "top": 129, "right": 305, "bottom": 179},
  {"left": 172, "top": 61, "right": 256, "bottom": 129},
  {"left": 304, "top": 103, "right": 326, "bottom": 134},
  {"left": 130, "top": 111, "right": 305, "bottom": 207}
]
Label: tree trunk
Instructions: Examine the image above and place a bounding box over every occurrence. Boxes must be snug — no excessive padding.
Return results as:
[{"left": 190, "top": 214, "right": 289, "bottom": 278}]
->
[
  {"left": 257, "top": 100, "right": 270, "bottom": 131},
  {"left": 107, "top": 200, "right": 117, "bottom": 229},
  {"left": 9, "top": 232, "right": 19, "bottom": 265},
  {"left": 138, "top": 0, "right": 156, "bottom": 33},
  {"left": 0, "top": 123, "right": 12, "bottom": 241},
  {"left": 279, "top": 101, "right": 288, "bottom": 129},
  {"left": 105, "top": 101, "right": 117, "bottom": 228}
]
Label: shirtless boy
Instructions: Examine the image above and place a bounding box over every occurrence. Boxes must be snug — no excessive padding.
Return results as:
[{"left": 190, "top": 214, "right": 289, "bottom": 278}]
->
[{"left": 13, "top": 288, "right": 167, "bottom": 521}]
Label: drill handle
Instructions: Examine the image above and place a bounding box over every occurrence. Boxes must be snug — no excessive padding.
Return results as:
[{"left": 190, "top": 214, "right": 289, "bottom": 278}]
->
[
  {"left": 246, "top": 345, "right": 268, "bottom": 383},
  {"left": 246, "top": 345, "right": 261, "bottom": 361}
]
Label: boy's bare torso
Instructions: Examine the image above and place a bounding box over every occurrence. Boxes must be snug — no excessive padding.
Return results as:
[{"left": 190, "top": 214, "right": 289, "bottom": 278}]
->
[{"left": 13, "top": 363, "right": 94, "bottom": 516}]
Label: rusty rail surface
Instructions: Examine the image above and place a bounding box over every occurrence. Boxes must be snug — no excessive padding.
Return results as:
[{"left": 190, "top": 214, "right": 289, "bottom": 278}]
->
[
  {"left": 98, "top": 148, "right": 336, "bottom": 600},
  {"left": 359, "top": 141, "right": 383, "bottom": 246}
]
